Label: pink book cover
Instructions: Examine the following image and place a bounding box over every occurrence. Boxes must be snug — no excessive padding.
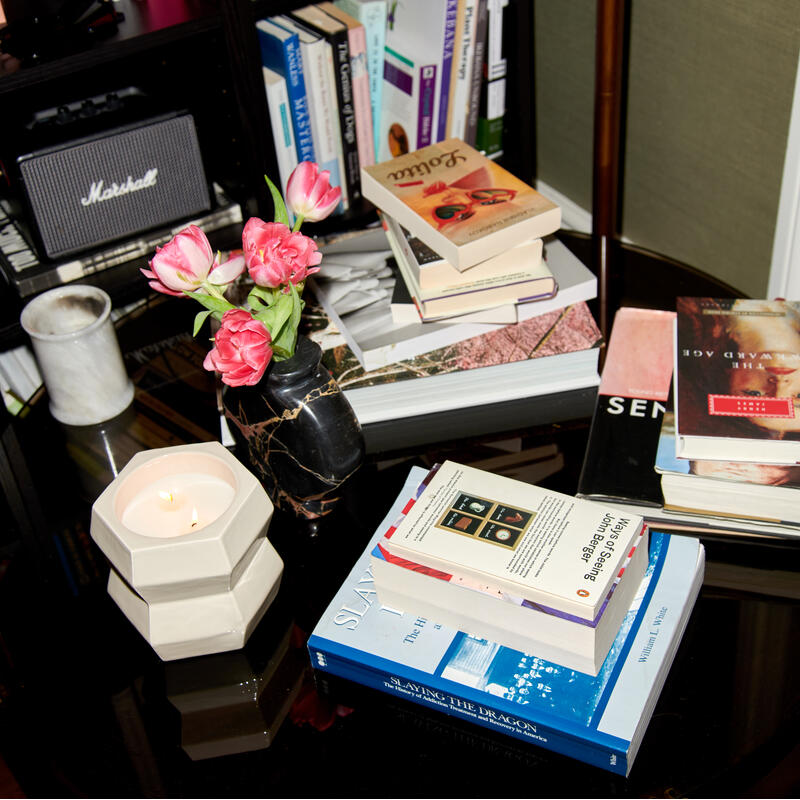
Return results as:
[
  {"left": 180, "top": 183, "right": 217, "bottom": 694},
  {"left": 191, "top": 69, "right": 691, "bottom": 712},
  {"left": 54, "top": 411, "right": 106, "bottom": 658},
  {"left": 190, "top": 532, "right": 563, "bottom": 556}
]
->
[
  {"left": 318, "top": 2, "right": 376, "bottom": 166},
  {"left": 599, "top": 307, "right": 675, "bottom": 401}
]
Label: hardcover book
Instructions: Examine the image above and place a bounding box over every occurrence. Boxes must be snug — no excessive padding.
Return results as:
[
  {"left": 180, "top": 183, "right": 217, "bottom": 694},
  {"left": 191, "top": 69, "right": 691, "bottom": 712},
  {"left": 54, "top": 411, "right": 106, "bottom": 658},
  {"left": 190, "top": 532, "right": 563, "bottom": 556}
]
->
[
  {"left": 379, "top": 460, "right": 645, "bottom": 620},
  {"left": 674, "top": 297, "right": 800, "bottom": 464},
  {"left": 308, "top": 466, "right": 706, "bottom": 776},
  {"left": 361, "top": 138, "right": 561, "bottom": 270},
  {"left": 577, "top": 307, "right": 675, "bottom": 507},
  {"left": 446, "top": 0, "right": 480, "bottom": 141},
  {"left": 369, "top": 465, "right": 649, "bottom": 675},
  {"left": 311, "top": 230, "right": 597, "bottom": 370},
  {"left": 255, "top": 18, "right": 316, "bottom": 163},
  {"left": 261, "top": 67, "right": 300, "bottom": 200}
]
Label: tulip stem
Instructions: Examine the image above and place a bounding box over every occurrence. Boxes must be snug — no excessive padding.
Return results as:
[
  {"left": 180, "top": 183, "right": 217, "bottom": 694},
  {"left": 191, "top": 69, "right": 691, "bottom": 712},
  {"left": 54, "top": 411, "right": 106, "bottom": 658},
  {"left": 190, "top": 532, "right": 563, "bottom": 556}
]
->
[{"left": 292, "top": 214, "right": 305, "bottom": 233}]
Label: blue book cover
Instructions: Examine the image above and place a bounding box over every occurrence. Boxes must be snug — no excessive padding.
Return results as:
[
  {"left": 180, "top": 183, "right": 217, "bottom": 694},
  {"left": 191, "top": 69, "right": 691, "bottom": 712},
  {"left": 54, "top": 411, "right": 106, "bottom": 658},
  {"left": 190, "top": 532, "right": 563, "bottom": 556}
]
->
[
  {"left": 308, "top": 467, "right": 705, "bottom": 776},
  {"left": 256, "top": 18, "right": 316, "bottom": 164},
  {"left": 436, "top": 0, "right": 460, "bottom": 141}
]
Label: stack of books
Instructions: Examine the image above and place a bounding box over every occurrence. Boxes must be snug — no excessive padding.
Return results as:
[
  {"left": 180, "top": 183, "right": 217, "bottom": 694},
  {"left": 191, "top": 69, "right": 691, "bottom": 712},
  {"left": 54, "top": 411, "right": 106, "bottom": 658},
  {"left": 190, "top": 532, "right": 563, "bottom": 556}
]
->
[
  {"left": 309, "top": 463, "right": 705, "bottom": 776},
  {"left": 361, "top": 138, "right": 562, "bottom": 324},
  {"left": 577, "top": 299, "right": 800, "bottom": 541}
]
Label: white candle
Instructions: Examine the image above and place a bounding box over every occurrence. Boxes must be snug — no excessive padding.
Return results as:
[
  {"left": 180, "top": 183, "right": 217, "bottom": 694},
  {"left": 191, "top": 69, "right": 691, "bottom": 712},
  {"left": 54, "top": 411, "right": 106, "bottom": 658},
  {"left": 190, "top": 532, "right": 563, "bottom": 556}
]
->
[{"left": 121, "top": 471, "right": 236, "bottom": 538}]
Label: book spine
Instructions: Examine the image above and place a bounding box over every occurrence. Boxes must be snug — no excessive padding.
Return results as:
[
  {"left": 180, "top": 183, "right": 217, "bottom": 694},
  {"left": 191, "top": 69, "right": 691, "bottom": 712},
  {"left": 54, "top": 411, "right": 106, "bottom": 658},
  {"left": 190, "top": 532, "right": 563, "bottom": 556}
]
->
[
  {"left": 447, "top": 0, "right": 478, "bottom": 140},
  {"left": 256, "top": 22, "right": 316, "bottom": 163},
  {"left": 436, "top": 0, "right": 460, "bottom": 141},
  {"left": 417, "top": 63, "right": 438, "bottom": 148},
  {"left": 464, "top": 0, "right": 488, "bottom": 146},
  {"left": 307, "top": 643, "right": 628, "bottom": 775},
  {"left": 476, "top": 77, "right": 505, "bottom": 157},
  {"left": 346, "top": 23, "right": 376, "bottom": 167},
  {"left": 262, "top": 67, "right": 300, "bottom": 199},
  {"left": 335, "top": 0, "right": 386, "bottom": 158},
  {"left": 0, "top": 204, "right": 38, "bottom": 278}
]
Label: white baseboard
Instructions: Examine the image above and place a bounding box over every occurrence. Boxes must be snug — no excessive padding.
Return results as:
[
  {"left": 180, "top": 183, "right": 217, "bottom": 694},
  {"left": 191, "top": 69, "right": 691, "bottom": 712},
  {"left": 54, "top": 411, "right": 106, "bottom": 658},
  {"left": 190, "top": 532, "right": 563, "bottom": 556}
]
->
[{"left": 536, "top": 180, "right": 592, "bottom": 233}]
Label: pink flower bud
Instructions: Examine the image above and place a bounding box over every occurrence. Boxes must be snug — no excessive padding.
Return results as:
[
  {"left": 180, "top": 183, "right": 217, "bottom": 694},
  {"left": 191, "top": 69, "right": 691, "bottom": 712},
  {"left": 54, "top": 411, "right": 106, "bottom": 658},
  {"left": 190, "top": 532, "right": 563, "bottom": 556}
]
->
[
  {"left": 242, "top": 218, "right": 322, "bottom": 288},
  {"left": 202, "top": 309, "right": 273, "bottom": 387},
  {"left": 141, "top": 225, "right": 244, "bottom": 296},
  {"left": 286, "top": 161, "right": 342, "bottom": 222}
]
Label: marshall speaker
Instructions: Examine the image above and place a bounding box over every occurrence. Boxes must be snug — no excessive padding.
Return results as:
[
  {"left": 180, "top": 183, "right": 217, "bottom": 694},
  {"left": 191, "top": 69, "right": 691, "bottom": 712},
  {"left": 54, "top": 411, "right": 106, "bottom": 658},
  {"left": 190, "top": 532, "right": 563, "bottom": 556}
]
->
[{"left": 16, "top": 110, "right": 212, "bottom": 259}]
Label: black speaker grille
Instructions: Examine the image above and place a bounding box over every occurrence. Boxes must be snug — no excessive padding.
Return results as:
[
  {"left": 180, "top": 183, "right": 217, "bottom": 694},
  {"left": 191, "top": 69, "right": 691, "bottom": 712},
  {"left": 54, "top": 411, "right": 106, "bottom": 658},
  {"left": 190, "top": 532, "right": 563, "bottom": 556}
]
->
[{"left": 19, "top": 114, "right": 211, "bottom": 259}]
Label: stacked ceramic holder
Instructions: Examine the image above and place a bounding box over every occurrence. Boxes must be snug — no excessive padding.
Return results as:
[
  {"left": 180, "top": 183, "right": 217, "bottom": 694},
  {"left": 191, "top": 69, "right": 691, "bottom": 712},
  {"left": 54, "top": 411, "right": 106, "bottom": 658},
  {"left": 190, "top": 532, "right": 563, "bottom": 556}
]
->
[{"left": 91, "top": 441, "right": 283, "bottom": 661}]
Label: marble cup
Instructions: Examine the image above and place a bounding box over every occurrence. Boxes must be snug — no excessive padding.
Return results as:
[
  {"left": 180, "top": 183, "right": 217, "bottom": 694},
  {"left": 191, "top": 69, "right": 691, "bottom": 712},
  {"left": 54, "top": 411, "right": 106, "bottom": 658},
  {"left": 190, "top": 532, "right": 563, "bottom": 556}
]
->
[{"left": 20, "top": 284, "right": 134, "bottom": 426}]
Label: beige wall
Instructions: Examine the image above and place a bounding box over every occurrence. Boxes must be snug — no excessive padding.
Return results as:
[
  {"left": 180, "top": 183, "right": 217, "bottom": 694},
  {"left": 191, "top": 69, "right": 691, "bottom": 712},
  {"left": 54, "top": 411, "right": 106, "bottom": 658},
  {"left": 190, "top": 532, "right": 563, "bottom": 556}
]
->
[{"left": 534, "top": 0, "right": 800, "bottom": 298}]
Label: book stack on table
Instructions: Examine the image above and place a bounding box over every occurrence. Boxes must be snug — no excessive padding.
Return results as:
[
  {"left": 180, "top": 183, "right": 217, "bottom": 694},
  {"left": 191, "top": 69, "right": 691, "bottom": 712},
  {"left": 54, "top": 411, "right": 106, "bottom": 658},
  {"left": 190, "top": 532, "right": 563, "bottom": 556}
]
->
[
  {"left": 577, "top": 300, "right": 800, "bottom": 542},
  {"left": 309, "top": 462, "right": 705, "bottom": 776}
]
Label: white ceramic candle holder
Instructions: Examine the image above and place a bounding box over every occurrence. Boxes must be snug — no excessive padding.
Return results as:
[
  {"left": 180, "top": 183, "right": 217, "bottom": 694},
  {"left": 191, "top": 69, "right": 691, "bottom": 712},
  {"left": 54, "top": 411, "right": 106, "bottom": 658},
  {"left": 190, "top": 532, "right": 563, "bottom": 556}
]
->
[
  {"left": 20, "top": 284, "right": 134, "bottom": 426},
  {"left": 90, "top": 441, "right": 283, "bottom": 661}
]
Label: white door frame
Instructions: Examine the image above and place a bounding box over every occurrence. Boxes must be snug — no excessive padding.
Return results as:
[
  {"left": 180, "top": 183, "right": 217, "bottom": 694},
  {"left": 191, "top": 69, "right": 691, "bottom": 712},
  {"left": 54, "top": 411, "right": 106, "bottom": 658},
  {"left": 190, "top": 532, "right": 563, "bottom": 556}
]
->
[{"left": 769, "top": 50, "right": 800, "bottom": 300}]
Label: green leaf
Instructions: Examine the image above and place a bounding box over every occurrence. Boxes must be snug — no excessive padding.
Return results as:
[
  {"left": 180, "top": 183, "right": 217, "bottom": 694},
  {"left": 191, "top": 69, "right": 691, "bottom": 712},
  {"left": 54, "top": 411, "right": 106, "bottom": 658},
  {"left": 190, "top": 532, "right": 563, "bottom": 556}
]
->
[
  {"left": 270, "top": 282, "right": 303, "bottom": 360},
  {"left": 256, "top": 289, "right": 294, "bottom": 341},
  {"left": 265, "top": 174, "right": 290, "bottom": 227},
  {"left": 188, "top": 291, "right": 235, "bottom": 317},
  {"left": 192, "top": 310, "right": 213, "bottom": 337}
]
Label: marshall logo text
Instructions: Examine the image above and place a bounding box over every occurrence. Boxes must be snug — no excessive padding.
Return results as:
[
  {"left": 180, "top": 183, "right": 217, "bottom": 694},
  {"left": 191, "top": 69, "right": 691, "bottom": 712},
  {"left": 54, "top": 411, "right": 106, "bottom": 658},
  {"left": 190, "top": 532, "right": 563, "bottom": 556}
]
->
[{"left": 80, "top": 168, "right": 159, "bottom": 206}]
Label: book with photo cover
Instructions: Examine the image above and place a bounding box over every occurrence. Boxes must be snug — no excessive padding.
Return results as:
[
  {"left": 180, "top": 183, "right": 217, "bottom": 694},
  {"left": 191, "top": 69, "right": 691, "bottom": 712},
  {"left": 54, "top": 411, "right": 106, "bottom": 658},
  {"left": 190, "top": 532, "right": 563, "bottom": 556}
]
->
[
  {"left": 369, "top": 465, "right": 649, "bottom": 675},
  {"left": 674, "top": 297, "right": 800, "bottom": 464},
  {"left": 379, "top": 460, "right": 645, "bottom": 621},
  {"left": 577, "top": 307, "right": 675, "bottom": 508},
  {"left": 308, "top": 466, "right": 705, "bottom": 776},
  {"left": 361, "top": 137, "right": 560, "bottom": 270}
]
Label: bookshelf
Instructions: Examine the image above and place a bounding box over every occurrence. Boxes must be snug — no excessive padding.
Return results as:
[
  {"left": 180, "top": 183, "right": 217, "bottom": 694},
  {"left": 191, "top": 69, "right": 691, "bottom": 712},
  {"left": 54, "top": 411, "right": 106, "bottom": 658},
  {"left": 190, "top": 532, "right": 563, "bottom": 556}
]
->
[{"left": 0, "top": 0, "right": 533, "bottom": 227}]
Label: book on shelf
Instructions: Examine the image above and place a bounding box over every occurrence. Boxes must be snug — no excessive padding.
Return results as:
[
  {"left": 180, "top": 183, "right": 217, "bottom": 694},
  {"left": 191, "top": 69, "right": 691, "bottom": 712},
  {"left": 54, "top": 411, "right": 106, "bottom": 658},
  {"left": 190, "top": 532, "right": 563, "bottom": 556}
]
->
[
  {"left": 310, "top": 229, "right": 597, "bottom": 371},
  {"left": 379, "top": 460, "right": 645, "bottom": 621},
  {"left": 255, "top": 18, "right": 316, "bottom": 164},
  {"left": 317, "top": 1, "right": 376, "bottom": 168},
  {"left": 308, "top": 465, "right": 706, "bottom": 777},
  {"left": 674, "top": 297, "right": 800, "bottom": 464},
  {"left": 446, "top": 0, "right": 480, "bottom": 141},
  {"left": 303, "top": 295, "right": 601, "bottom": 427},
  {"left": 370, "top": 464, "right": 649, "bottom": 675},
  {"left": 382, "top": 211, "right": 544, "bottom": 293},
  {"left": 577, "top": 307, "right": 675, "bottom": 509},
  {"left": 464, "top": 0, "right": 488, "bottom": 146},
  {"left": 333, "top": 0, "right": 386, "bottom": 158},
  {"left": 0, "top": 186, "right": 243, "bottom": 299},
  {"left": 261, "top": 67, "right": 300, "bottom": 200},
  {"left": 383, "top": 213, "right": 555, "bottom": 321},
  {"left": 361, "top": 138, "right": 561, "bottom": 271},
  {"left": 290, "top": 4, "right": 362, "bottom": 204},
  {"left": 271, "top": 15, "right": 348, "bottom": 211},
  {"left": 475, "top": 0, "right": 506, "bottom": 157},
  {"left": 656, "top": 410, "right": 800, "bottom": 527}
]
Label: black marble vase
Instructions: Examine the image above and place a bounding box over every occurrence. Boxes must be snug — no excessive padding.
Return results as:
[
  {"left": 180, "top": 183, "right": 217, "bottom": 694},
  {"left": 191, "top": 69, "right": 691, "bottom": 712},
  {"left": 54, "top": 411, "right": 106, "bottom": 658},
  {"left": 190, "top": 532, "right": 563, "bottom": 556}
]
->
[{"left": 223, "top": 335, "right": 365, "bottom": 520}]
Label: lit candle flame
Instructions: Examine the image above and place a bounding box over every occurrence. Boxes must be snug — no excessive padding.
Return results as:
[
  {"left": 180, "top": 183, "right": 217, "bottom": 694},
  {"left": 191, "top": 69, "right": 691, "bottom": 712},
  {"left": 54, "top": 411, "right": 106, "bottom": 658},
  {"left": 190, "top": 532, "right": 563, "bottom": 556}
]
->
[
  {"left": 191, "top": 507, "right": 198, "bottom": 528},
  {"left": 158, "top": 490, "right": 174, "bottom": 503}
]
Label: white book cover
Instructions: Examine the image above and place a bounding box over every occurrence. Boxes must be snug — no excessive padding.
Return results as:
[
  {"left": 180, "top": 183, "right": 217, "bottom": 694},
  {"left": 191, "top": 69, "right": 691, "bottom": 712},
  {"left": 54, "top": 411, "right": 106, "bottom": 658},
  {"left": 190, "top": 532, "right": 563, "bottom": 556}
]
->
[
  {"left": 381, "top": 461, "right": 644, "bottom": 619},
  {"left": 262, "top": 67, "right": 299, "bottom": 200},
  {"left": 447, "top": 0, "right": 479, "bottom": 140}
]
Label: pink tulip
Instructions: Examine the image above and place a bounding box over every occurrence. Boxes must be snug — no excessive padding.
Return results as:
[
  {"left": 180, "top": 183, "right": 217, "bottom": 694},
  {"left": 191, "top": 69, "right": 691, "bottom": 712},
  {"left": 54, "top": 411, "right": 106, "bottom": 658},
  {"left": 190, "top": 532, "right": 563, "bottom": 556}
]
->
[
  {"left": 242, "top": 218, "right": 322, "bottom": 288},
  {"left": 203, "top": 309, "right": 273, "bottom": 386},
  {"left": 141, "top": 225, "right": 245, "bottom": 296},
  {"left": 286, "top": 161, "right": 342, "bottom": 223}
]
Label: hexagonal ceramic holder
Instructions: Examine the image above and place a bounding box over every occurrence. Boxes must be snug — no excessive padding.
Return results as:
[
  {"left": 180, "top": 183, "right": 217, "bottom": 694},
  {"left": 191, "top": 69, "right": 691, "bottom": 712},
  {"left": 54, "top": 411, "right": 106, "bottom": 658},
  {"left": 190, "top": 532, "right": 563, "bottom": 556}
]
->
[{"left": 91, "top": 442, "right": 283, "bottom": 661}]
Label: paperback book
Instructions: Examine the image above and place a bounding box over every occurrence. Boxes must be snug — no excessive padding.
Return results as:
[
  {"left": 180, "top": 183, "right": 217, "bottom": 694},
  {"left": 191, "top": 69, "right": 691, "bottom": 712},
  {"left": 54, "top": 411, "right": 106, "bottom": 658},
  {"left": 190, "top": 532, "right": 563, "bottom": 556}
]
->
[
  {"left": 382, "top": 212, "right": 545, "bottom": 294},
  {"left": 656, "top": 410, "right": 800, "bottom": 527},
  {"left": 379, "top": 460, "right": 645, "bottom": 620},
  {"left": 361, "top": 138, "right": 561, "bottom": 270},
  {"left": 384, "top": 216, "right": 555, "bottom": 321},
  {"left": 674, "top": 297, "right": 800, "bottom": 464},
  {"left": 370, "top": 465, "right": 649, "bottom": 675},
  {"left": 308, "top": 466, "right": 706, "bottom": 776}
]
